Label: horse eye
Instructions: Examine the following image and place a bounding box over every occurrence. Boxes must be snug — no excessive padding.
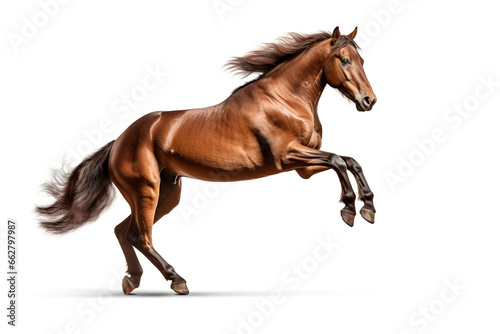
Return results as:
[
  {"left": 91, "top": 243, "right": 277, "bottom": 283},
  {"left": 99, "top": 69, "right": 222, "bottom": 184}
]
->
[{"left": 341, "top": 59, "right": 350, "bottom": 66}]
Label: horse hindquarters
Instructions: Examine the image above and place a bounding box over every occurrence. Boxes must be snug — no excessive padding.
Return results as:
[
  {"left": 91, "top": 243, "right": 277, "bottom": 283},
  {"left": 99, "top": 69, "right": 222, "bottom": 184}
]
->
[{"left": 109, "top": 124, "right": 189, "bottom": 295}]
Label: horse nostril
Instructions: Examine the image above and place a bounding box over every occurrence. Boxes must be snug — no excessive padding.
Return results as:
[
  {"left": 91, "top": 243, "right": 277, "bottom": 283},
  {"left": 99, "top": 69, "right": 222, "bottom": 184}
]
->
[{"left": 363, "top": 96, "right": 372, "bottom": 108}]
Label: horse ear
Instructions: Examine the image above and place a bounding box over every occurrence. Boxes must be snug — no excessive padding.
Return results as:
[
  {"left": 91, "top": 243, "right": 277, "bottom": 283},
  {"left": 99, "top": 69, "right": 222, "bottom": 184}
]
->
[
  {"left": 347, "top": 27, "right": 358, "bottom": 40},
  {"left": 331, "top": 26, "right": 340, "bottom": 45}
]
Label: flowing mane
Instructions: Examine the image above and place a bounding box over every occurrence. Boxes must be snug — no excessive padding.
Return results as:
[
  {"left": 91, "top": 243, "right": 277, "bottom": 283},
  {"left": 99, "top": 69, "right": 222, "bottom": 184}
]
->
[{"left": 225, "top": 31, "right": 359, "bottom": 78}]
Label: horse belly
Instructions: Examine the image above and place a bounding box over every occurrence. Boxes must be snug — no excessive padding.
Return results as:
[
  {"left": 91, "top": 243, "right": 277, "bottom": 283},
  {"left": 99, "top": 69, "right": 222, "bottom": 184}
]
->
[
  {"left": 157, "top": 118, "right": 275, "bottom": 181},
  {"left": 165, "top": 145, "right": 276, "bottom": 182}
]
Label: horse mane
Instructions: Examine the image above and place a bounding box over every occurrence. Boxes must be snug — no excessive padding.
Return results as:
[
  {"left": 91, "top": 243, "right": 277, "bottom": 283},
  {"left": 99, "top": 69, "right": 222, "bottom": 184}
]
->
[{"left": 225, "top": 31, "right": 359, "bottom": 78}]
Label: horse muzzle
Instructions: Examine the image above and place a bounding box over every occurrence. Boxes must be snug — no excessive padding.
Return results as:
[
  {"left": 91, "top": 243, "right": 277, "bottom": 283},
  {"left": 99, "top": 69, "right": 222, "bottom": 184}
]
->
[{"left": 355, "top": 94, "right": 377, "bottom": 112}]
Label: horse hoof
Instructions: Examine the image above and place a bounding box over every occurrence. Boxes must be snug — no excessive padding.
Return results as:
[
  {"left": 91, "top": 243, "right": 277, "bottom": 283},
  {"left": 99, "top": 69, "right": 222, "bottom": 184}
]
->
[
  {"left": 171, "top": 282, "right": 189, "bottom": 295},
  {"left": 360, "top": 208, "right": 375, "bottom": 224},
  {"left": 122, "top": 276, "right": 139, "bottom": 295},
  {"left": 341, "top": 210, "right": 355, "bottom": 227}
]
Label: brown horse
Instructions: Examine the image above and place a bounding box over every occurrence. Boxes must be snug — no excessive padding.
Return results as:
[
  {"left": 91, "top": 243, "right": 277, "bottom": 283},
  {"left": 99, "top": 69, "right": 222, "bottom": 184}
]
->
[{"left": 37, "top": 27, "right": 377, "bottom": 295}]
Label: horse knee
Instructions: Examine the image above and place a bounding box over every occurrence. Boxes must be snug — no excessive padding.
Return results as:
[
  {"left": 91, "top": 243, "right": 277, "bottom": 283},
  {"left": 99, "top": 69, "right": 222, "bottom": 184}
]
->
[
  {"left": 341, "top": 156, "right": 361, "bottom": 172},
  {"left": 330, "top": 154, "right": 347, "bottom": 170}
]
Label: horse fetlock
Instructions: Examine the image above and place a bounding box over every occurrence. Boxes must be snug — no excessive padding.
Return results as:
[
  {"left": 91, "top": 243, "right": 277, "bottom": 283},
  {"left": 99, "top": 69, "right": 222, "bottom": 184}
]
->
[
  {"left": 342, "top": 191, "right": 357, "bottom": 205},
  {"left": 361, "top": 190, "right": 374, "bottom": 201},
  {"left": 128, "top": 268, "right": 143, "bottom": 278},
  {"left": 165, "top": 267, "right": 184, "bottom": 282}
]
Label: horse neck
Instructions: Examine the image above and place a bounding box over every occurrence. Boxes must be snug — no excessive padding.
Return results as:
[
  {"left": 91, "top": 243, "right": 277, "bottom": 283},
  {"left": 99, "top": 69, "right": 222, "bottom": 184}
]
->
[{"left": 264, "top": 40, "right": 330, "bottom": 113}]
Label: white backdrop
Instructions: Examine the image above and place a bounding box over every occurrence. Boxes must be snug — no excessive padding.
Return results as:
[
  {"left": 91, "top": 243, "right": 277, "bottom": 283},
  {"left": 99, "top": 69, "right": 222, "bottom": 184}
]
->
[{"left": 2, "top": 0, "right": 500, "bottom": 333}]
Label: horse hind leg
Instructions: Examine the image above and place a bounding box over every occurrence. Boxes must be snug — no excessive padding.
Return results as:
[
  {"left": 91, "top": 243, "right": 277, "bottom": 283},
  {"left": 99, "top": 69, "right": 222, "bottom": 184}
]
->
[
  {"left": 114, "top": 175, "right": 184, "bottom": 295},
  {"left": 115, "top": 216, "right": 144, "bottom": 295},
  {"left": 151, "top": 174, "right": 186, "bottom": 294},
  {"left": 124, "top": 170, "right": 188, "bottom": 294}
]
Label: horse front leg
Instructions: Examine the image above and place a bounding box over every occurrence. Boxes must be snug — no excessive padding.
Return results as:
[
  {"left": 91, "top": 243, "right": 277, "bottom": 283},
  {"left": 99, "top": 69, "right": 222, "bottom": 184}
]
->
[
  {"left": 296, "top": 157, "right": 376, "bottom": 223},
  {"left": 284, "top": 142, "right": 357, "bottom": 226}
]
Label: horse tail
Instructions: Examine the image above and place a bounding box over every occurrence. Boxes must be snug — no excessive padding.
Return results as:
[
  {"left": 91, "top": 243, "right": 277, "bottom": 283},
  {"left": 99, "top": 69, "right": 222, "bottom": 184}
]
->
[{"left": 36, "top": 140, "right": 116, "bottom": 234}]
